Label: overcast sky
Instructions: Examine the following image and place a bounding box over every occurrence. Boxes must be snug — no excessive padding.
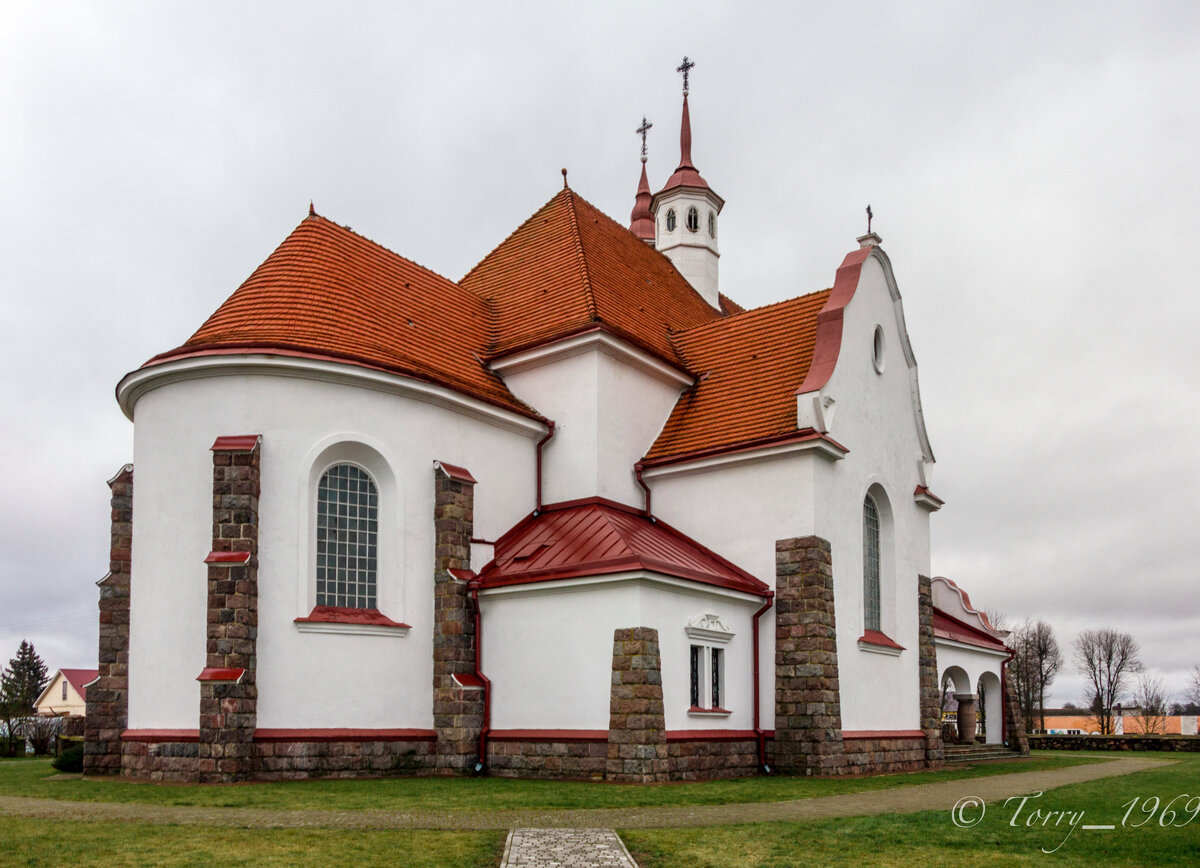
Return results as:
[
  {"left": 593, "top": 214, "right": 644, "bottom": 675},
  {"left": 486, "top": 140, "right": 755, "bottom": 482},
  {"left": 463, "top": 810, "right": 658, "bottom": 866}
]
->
[{"left": 2, "top": 1, "right": 1197, "bottom": 707}]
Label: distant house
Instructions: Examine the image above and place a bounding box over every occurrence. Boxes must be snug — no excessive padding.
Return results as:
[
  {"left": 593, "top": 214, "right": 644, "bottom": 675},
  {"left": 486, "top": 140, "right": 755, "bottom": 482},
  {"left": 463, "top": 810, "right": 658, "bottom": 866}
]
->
[
  {"left": 34, "top": 669, "right": 98, "bottom": 718},
  {"left": 1035, "top": 708, "right": 1199, "bottom": 736}
]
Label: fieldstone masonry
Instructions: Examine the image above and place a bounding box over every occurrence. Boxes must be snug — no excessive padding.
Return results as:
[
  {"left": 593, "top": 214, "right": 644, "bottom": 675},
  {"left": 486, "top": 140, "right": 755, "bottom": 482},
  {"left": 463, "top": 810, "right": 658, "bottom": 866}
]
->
[
  {"left": 83, "top": 464, "right": 133, "bottom": 776},
  {"left": 606, "top": 627, "right": 670, "bottom": 782},
  {"left": 917, "top": 574, "right": 945, "bottom": 766},
  {"left": 432, "top": 463, "right": 484, "bottom": 773},
  {"left": 1003, "top": 668, "right": 1030, "bottom": 754},
  {"left": 774, "top": 536, "right": 846, "bottom": 775},
  {"left": 197, "top": 436, "right": 261, "bottom": 783}
]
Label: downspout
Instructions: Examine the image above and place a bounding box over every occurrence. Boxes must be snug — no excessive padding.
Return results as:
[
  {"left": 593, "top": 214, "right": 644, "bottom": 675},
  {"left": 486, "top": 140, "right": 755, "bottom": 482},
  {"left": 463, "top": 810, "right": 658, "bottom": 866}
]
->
[
  {"left": 468, "top": 579, "right": 492, "bottom": 773},
  {"left": 633, "top": 462, "right": 653, "bottom": 518},
  {"left": 752, "top": 590, "right": 775, "bottom": 773},
  {"left": 534, "top": 420, "right": 556, "bottom": 515}
]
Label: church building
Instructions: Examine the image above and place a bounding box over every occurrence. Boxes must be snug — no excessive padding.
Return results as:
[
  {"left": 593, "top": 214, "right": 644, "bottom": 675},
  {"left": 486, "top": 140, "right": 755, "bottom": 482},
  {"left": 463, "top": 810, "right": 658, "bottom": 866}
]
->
[{"left": 84, "top": 62, "right": 1025, "bottom": 782}]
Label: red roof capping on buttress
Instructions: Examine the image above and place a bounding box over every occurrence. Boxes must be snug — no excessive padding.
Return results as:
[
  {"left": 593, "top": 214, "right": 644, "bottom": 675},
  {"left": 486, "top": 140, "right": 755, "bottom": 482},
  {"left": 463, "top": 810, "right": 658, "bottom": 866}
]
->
[
  {"left": 933, "top": 610, "right": 1009, "bottom": 652},
  {"left": 477, "top": 497, "right": 768, "bottom": 596}
]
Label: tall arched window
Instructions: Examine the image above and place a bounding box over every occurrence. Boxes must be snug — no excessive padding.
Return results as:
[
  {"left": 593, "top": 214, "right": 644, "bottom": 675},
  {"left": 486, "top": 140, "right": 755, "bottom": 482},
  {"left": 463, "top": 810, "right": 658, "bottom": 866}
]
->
[
  {"left": 316, "top": 464, "right": 378, "bottom": 609},
  {"left": 666, "top": 209, "right": 677, "bottom": 231},
  {"left": 863, "top": 494, "right": 881, "bottom": 632}
]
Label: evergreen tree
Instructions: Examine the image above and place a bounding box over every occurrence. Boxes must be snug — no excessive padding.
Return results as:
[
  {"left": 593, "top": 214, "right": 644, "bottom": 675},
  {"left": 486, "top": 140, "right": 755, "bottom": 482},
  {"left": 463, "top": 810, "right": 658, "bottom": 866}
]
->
[{"left": 0, "top": 640, "right": 49, "bottom": 716}]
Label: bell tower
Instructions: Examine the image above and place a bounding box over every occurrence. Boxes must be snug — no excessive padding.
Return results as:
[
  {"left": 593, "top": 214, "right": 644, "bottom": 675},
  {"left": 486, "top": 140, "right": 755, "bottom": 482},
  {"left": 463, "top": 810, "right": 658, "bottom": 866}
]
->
[{"left": 651, "top": 56, "right": 724, "bottom": 309}]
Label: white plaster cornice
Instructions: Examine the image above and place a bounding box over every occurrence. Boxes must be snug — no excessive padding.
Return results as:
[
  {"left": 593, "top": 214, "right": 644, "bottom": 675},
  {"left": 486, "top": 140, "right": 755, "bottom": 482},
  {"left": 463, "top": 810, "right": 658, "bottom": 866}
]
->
[
  {"left": 488, "top": 330, "right": 694, "bottom": 388},
  {"left": 294, "top": 621, "right": 411, "bottom": 638},
  {"left": 115, "top": 355, "right": 547, "bottom": 437},
  {"left": 640, "top": 437, "right": 846, "bottom": 481},
  {"left": 684, "top": 613, "right": 735, "bottom": 644},
  {"left": 477, "top": 571, "right": 764, "bottom": 604}
]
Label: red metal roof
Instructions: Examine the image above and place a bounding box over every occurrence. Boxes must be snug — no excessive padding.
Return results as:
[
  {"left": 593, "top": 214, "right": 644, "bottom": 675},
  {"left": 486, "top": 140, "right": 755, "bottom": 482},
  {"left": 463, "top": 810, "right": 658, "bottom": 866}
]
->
[
  {"left": 477, "top": 497, "right": 768, "bottom": 595},
  {"left": 933, "top": 609, "right": 1009, "bottom": 652},
  {"left": 61, "top": 669, "right": 99, "bottom": 699}
]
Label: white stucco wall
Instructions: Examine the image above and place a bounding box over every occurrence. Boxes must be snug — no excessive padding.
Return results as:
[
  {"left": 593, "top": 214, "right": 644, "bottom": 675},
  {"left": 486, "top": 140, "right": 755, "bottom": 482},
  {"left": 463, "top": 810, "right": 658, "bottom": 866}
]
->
[
  {"left": 481, "top": 578, "right": 762, "bottom": 731},
  {"left": 499, "top": 343, "right": 685, "bottom": 509},
  {"left": 126, "top": 368, "right": 538, "bottom": 730}
]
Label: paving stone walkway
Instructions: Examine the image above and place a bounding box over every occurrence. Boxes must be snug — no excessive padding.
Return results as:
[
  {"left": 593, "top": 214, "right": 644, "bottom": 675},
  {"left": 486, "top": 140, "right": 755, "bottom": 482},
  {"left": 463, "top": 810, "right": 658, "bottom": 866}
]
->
[
  {"left": 0, "top": 757, "right": 1167, "bottom": 832},
  {"left": 500, "top": 829, "right": 637, "bottom": 868}
]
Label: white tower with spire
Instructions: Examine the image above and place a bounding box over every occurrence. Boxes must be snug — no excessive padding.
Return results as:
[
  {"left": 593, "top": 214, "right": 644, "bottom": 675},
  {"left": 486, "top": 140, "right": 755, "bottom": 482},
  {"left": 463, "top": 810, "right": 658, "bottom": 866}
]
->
[{"left": 651, "top": 57, "right": 724, "bottom": 310}]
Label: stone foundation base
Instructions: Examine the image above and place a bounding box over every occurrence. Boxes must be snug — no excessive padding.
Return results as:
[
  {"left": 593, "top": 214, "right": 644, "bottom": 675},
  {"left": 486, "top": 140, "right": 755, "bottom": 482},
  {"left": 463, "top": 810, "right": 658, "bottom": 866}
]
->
[
  {"left": 487, "top": 736, "right": 608, "bottom": 780},
  {"left": 256, "top": 738, "right": 436, "bottom": 780},
  {"left": 841, "top": 735, "right": 932, "bottom": 774},
  {"left": 666, "top": 735, "right": 764, "bottom": 780},
  {"left": 121, "top": 738, "right": 201, "bottom": 782}
]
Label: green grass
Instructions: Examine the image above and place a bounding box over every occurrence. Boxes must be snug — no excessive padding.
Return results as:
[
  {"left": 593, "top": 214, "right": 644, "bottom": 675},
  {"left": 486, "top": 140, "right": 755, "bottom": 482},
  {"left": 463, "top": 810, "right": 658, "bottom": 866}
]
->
[
  {"left": 0, "top": 754, "right": 1095, "bottom": 812},
  {"left": 623, "top": 751, "right": 1200, "bottom": 867},
  {"left": 0, "top": 817, "right": 504, "bottom": 867}
]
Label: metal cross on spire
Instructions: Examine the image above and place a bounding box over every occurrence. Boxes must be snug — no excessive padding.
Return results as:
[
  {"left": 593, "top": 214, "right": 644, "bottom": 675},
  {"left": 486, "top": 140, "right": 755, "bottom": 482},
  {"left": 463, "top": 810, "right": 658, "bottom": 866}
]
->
[
  {"left": 866, "top": 204, "right": 874, "bottom": 233},
  {"left": 676, "top": 56, "right": 695, "bottom": 93},
  {"left": 636, "top": 115, "right": 653, "bottom": 161}
]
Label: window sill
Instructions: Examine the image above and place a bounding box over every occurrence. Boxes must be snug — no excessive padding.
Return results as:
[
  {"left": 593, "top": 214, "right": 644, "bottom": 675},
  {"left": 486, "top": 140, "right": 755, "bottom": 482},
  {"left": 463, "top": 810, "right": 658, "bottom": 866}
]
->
[
  {"left": 687, "top": 707, "right": 733, "bottom": 718},
  {"left": 295, "top": 606, "right": 411, "bottom": 637},
  {"left": 858, "top": 630, "right": 905, "bottom": 656}
]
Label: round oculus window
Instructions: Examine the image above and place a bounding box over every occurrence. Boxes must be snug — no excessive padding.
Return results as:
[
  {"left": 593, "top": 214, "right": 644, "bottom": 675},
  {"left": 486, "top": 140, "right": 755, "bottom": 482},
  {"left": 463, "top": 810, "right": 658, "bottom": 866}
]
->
[
  {"left": 872, "top": 324, "right": 885, "bottom": 374},
  {"left": 686, "top": 206, "right": 699, "bottom": 232},
  {"left": 666, "top": 209, "right": 677, "bottom": 231}
]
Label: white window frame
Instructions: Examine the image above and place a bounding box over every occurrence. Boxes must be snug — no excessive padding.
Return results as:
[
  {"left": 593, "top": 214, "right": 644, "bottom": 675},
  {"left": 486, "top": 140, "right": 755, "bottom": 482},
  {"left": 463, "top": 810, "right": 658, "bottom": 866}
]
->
[{"left": 685, "top": 613, "right": 733, "bottom": 716}]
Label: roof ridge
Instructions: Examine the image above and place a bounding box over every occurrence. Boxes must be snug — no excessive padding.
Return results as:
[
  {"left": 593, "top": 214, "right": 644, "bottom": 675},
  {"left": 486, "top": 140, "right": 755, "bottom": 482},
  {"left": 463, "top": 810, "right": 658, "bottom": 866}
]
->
[{"left": 563, "top": 190, "right": 598, "bottom": 322}]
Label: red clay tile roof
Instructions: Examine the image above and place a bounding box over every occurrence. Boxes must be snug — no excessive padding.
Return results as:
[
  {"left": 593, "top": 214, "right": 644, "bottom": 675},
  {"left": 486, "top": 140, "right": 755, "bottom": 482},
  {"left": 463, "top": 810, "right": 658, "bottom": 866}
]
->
[
  {"left": 645, "top": 290, "right": 832, "bottom": 460},
  {"left": 461, "top": 188, "right": 725, "bottom": 366},
  {"left": 477, "top": 497, "right": 768, "bottom": 595},
  {"left": 146, "top": 215, "right": 535, "bottom": 418}
]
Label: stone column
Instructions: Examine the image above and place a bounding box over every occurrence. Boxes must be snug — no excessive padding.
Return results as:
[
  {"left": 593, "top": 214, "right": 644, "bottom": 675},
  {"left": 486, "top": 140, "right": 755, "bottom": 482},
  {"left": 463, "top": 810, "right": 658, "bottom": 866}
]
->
[
  {"left": 432, "top": 462, "right": 483, "bottom": 774},
  {"left": 917, "top": 575, "right": 944, "bottom": 767},
  {"left": 83, "top": 464, "right": 133, "bottom": 776},
  {"left": 197, "top": 436, "right": 261, "bottom": 783},
  {"left": 955, "top": 694, "right": 977, "bottom": 744},
  {"left": 774, "top": 537, "right": 845, "bottom": 776},
  {"left": 1003, "top": 666, "right": 1030, "bottom": 755},
  {"left": 606, "top": 627, "right": 670, "bottom": 782}
]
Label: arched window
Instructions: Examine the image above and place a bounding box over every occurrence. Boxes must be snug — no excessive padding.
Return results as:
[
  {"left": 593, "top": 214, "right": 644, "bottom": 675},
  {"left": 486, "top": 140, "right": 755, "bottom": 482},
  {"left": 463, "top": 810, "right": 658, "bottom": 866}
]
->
[
  {"left": 707, "top": 210, "right": 716, "bottom": 238},
  {"left": 863, "top": 494, "right": 881, "bottom": 632},
  {"left": 666, "top": 209, "right": 677, "bottom": 231},
  {"left": 686, "top": 206, "right": 700, "bottom": 232},
  {"left": 316, "top": 464, "right": 378, "bottom": 609}
]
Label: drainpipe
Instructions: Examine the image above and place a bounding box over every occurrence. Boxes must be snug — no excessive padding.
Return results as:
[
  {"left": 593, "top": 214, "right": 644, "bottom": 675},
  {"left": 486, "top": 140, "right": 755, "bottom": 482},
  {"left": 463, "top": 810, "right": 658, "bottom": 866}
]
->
[
  {"left": 633, "top": 462, "right": 653, "bottom": 518},
  {"left": 534, "top": 420, "right": 555, "bottom": 515},
  {"left": 468, "top": 578, "right": 492, "bottom": 773},
  {"left": 752, "top": 590, "right": 775, "bottom": 773}
]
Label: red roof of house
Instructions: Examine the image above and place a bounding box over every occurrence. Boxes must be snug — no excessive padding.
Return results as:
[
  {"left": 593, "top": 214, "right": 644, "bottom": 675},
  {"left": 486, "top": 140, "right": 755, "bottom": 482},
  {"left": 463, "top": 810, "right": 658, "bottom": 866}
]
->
[
  {"left": 146, "top": 214, "right": 535, "bottom": 419},
  {"left": 461, "top": 188, "right": 725, "bottom": 366},
  {"left": 646, "top": 291, "right": 831, "bottom": 460},
  {"left": 932, "top": 610, "right": 1009, "bottom": 652},
  {"left": 477, "top": 497, "right": 769, "bottom": 596},
  {"left": 61, "top": 669, "right": 99, "bottom": 699}
]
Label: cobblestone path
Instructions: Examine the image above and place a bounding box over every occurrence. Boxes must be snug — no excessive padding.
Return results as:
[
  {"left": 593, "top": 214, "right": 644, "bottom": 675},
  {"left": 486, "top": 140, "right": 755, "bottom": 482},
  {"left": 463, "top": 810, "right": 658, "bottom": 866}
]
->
[
  {"left": 500, "top": 829, "right": 638, "bottom": 867},
  {"left": 0, "top": 757, "right": 1167, "bottom": 831}
]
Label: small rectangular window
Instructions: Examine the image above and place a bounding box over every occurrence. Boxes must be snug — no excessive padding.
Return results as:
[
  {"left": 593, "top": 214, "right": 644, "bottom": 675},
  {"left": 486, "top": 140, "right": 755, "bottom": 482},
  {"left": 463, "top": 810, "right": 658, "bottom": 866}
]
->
[
  {"left": 711, "top": 648, "right": 722, "bottom": 708},
  {"left": 62, "top": 681, "right": 67, "bottom": 701},
  {"left": 690, "top": 645, "right": 701, "bottom": 707}
]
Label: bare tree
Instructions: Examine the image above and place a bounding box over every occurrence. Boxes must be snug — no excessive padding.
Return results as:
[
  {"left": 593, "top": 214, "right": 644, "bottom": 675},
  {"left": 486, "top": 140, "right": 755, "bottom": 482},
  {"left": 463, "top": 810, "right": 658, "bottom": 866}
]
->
[
  {"left": 1189, "top": 665, "right": 1200, "bottom": 710},
  {"left": 1130, "top": 673, "right": 1170, "bottom": 735},
  {"left": 1075, "top": 627, "right": 1142, "bottom": 735},
  {"left": 24, "top": 715, "right": 60, "bottom": 756},
  {"left": 1009, "top": 619, "right": 1063, "bottom": 732}
]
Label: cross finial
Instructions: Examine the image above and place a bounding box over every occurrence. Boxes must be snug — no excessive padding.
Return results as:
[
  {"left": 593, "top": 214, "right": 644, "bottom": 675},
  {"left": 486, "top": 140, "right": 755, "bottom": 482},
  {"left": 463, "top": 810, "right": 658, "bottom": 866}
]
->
[
  {"left": 866, "top": 203, "right": 873, "bottom": 233},
  {"left": 636, "top": 115, "right": 653, "bottom": 162},
  {"left": 676, "top": 56, "right": 695, "bottom": 94}
]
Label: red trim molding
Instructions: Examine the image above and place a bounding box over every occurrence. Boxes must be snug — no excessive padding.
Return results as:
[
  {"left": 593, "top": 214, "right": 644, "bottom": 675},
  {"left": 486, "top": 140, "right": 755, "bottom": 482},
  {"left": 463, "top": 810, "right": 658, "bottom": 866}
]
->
[
  {"left": 487, "top": 729, "right": 608, "bottom": 743},
  {"left": 795, "top": 246, "right": 873, "bottom": 396},
  {"left": 121, "top": 729, "right": 200, "bottom": 743},
  {"left": 210, "top": 435, "right": 261, "bottom": 452},
  {"left": 452, "top": 672, "right": 485, "bottom": 689},
  {"left": 858, "top": 630, "right": 906, "bottom": 651},
  {"left": 294, "top": 606, "right": 411, "bottom": 629},
  {"left": 205, "top": 551, "right": 251, "bottom": 565},
  {"left": 435, "top": 461, "right": 477, "bottom": 484},
  {"left": 842, "top": 729, "right": 925, "bottom": 740},
  {"left": 196, "top": 667, "right": 245, "bottom": 682},
  {"left": 641, "top": 429, "right": 849, "bottom": 469},
  {"left": 253, "top": 728, "right": 437, "bottom": 743}
]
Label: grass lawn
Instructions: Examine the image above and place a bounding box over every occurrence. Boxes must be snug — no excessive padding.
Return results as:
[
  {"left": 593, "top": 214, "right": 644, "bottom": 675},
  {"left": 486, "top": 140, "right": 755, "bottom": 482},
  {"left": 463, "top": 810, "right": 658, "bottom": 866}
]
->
[
  {"left": 0, "top": 754, "right": 1095, "bottom": 811},
  {"left": 623, "top": 751, "right": 1200, "bottom": 867},
  {"left": 0, "top": 817, "right": 504, "bottom": 867}
]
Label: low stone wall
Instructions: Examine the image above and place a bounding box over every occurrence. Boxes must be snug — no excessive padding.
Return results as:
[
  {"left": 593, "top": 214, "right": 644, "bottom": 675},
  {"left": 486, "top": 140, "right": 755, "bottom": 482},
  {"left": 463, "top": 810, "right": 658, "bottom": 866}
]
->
[
  {"left": 487, "top": 735, "right": 608, "bottom": 780},
  {"left": 1029, "top": 734, "right": 1200, "bottom": 752},
  {"left": 121, "top": 738, "right": 200, "bottom": 783},
  {"left": 666, "top": 734, "right": 764, "bottom": 780},
  {"left": 842, "top": 735, "right": 929, "bottom": 774},
  {"left": 255, "top": 737, "right": 436, "bottom": 780}
]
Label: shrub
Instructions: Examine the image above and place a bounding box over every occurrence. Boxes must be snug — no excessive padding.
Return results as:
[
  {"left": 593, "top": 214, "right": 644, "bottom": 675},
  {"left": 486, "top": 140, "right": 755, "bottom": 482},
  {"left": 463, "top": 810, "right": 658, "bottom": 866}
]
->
[{"left": 51, "top": 745, "right": 83, "bottom": 773}]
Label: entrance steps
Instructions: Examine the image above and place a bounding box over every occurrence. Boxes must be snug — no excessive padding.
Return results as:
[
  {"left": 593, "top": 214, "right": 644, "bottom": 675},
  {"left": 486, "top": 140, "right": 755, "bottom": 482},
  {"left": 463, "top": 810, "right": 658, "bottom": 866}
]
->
[{"left": 943, "top": 743, "right": 1023, "bottom": 763}]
